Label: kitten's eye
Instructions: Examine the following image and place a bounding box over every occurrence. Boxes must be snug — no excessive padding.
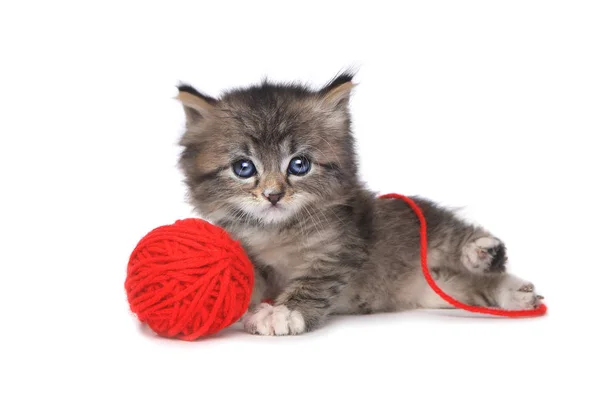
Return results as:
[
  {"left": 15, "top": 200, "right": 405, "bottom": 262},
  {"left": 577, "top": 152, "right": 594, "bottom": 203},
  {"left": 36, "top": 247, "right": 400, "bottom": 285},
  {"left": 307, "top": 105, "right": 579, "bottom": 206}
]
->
[
  {"left": 288, "top": 156, "right": 311, "bottom": 176},
  {"left": 232, "top": 159, "right": 256, "bottom": 178}
]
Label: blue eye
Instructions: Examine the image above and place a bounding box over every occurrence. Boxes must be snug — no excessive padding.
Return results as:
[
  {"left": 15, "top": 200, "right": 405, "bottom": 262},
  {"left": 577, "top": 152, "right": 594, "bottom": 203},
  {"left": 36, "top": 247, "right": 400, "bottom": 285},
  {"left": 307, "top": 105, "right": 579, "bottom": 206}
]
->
[
  {"left": 288, "top": 156, "right": 311, "bottom": 176},
  {"left": 232, "top": 159, "right": 256, "bottom": 178}
]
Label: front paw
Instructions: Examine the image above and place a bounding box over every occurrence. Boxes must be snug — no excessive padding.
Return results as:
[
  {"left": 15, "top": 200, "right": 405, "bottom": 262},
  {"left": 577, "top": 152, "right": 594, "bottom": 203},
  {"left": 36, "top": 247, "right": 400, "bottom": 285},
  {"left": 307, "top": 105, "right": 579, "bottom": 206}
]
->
[
  {"left": 461, "top": 237, "right": 507, "bottom": 273},
  {"left": 242, "top": 303, "right": 306, "bottom": 336},
  {"left": 497, "top": 275, "right": 544, "bottom": 310}
]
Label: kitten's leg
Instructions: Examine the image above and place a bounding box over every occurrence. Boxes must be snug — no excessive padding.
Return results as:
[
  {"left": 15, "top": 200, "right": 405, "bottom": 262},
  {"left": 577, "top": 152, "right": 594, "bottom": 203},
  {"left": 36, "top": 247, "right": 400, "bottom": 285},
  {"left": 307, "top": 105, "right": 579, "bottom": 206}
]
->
[
  {"left": 238, "top": 266, "right": 269, "bottom": 323},
  {"left": 242, "top": 265, "right": 352, "bottom": 335},
  {"left": 249, "top": 267, "right": 268, "bottom": 308},
  {"left": 409, "top": 197, "right": 508, "bottom": 275},
  {"left": 423, "top": 216, "right": 542, "bottom": 309},
  {"left": 419, "top": 268, "right": 544, "bottom": 310}
]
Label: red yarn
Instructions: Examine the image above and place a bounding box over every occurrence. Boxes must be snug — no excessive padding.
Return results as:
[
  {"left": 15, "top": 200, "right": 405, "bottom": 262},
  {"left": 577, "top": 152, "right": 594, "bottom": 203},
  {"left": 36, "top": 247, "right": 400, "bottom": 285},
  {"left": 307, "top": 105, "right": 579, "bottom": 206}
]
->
[
  {"left": 379, "top": 193, "right": 547, "bottom": 317},
  {"left": 125, "top": 218, "right": 254, "bottom": 340}
]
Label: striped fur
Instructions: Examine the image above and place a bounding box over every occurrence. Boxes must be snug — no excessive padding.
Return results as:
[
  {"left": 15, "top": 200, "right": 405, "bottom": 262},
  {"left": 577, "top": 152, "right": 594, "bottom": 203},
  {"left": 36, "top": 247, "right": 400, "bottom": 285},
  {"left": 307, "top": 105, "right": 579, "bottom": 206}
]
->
[{"left": 176, "top": 73, "right": 543, "bottom": 335}]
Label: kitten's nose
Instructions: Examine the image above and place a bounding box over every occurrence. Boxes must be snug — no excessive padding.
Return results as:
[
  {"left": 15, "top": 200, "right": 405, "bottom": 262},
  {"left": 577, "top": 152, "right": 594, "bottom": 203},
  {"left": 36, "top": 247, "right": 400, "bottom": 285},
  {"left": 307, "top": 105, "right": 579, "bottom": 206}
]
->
[{"left": 263, "top": 191, "right": 284, "bottom": 205}]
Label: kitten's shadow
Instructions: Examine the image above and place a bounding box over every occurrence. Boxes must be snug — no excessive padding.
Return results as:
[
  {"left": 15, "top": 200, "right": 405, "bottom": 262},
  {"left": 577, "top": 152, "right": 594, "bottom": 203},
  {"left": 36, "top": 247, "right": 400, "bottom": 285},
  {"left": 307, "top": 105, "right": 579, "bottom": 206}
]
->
[
  {"left": 136, "top": 320, "right": 248, "bottom": 342},
  {"left": 414, "top": 308, "right": 506, "bottom": 319},
  {"left": 325, "top": 308, "right": 506, "bottom": 329},
  {"left": 135, "top": 308, "right": 517, "bottom": 343}
]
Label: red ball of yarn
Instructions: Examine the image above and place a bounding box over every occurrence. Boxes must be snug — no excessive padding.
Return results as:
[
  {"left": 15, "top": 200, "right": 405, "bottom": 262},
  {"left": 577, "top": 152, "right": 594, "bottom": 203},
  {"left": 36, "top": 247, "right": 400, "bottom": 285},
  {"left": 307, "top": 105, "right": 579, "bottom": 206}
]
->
[{"left": 125, "top": 218, "right": 254, "bottom": 340}]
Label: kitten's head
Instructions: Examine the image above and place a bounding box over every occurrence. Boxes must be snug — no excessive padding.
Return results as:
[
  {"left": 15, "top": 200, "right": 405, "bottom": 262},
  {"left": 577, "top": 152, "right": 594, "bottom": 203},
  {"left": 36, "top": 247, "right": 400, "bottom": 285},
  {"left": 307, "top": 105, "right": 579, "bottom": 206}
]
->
[{"left": 176, "top": 72, "right": 359, "bottom": 226}]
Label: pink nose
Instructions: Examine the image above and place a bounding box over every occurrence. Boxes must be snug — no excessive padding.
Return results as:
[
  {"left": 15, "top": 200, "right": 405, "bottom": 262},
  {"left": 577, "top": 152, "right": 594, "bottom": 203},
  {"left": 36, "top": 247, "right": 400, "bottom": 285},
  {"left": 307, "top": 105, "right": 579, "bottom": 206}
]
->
[{"left": 263, "top": 192, "right": 284, "bottom": 205}]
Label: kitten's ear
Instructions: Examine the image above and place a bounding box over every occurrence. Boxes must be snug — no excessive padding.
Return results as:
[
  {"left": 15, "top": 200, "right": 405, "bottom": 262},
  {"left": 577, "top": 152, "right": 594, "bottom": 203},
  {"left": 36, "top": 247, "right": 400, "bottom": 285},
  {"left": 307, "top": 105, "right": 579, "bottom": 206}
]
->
[
  {"left": 175, "top": 84, "right": 218, "bottom": 124},
  {"left": 319, "top": 72, "right": 356, "bottom": 110}
]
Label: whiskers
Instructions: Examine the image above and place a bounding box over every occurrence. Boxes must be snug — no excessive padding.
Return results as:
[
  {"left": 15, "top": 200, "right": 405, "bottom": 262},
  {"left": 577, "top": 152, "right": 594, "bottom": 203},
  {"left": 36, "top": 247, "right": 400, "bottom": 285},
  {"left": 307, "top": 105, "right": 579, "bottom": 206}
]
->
[{"left": 298, "top": 202, "right": 328, "bottom": 244}]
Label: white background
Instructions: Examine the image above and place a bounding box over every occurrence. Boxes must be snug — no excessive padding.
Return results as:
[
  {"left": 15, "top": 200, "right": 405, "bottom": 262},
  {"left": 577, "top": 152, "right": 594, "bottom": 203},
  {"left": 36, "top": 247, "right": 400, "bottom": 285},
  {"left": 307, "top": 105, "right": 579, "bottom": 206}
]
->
[{"left": 1, "top": 1, "right": 599, "bottom": 399}]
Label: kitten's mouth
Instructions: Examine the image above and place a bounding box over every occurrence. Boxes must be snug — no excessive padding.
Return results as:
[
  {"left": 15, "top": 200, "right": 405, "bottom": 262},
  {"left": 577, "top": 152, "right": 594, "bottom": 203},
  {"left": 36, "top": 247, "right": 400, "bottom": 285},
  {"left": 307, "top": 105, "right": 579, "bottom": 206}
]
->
[
  {"left": 255, "top": 202, "right": 293, "bottom": 223},
  {"left": 237, "top": 197, "right": 306, "bottom": 224}
]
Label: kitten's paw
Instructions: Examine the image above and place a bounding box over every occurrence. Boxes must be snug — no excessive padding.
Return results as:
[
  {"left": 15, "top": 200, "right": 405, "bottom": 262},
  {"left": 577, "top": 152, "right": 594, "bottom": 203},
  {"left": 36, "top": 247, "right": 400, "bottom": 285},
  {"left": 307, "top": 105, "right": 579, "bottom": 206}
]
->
[
  {"left": 461, "top": 237, "right": 507, "bottom": 273},
  {"left": 497, "top": 275, "right": 544, "bottom": 310},
  {"left": 242, "top": 303, "right": 306, "bottom": 336}
]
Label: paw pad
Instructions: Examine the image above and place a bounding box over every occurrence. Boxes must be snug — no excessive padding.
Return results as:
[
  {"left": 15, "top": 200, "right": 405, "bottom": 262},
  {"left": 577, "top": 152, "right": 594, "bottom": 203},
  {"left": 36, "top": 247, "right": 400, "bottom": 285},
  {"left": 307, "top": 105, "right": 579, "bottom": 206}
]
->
[
  {"left": 519, "top": 283, "right": 534, "bottom": 293},
  {"left": 461, "top": 237, "right": 506, "bottom": 273}
]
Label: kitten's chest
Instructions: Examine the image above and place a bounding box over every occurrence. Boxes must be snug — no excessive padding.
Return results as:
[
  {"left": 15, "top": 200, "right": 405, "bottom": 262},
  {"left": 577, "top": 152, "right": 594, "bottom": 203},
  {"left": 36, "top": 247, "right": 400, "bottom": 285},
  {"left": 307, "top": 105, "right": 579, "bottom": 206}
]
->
[
  {"left": 229, "top": 224, "right": 340, "bottom": 281},
  {"left": 234, "top": 228, "right": 307, "bottom": 275}
]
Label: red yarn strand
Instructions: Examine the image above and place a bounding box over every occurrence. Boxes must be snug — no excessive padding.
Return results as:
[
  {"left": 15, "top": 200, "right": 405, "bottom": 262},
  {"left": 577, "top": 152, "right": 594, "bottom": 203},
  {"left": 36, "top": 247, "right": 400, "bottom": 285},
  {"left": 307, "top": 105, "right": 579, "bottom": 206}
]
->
[
  {"left": 379, "top": 193, "right": 547, "bottom": 317},
  {"left": 189, "top": 270, "right": 232, "bottom": 339}
]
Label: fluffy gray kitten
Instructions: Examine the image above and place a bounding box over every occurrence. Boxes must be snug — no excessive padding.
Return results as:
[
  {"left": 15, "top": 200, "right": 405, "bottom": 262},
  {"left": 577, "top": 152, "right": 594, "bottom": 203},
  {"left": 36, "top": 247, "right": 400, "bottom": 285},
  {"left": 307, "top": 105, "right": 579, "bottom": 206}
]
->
[{"left": 175, "top": 72, "right": 544, "bottom": 335}]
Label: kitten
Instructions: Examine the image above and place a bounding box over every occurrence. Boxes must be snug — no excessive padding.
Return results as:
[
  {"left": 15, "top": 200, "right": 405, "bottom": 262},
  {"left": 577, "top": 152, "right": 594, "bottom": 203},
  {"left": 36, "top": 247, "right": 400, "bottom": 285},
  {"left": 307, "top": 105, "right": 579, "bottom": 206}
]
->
[{"left": 175, "top": 72, "right": 544, "bottom": 335}]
